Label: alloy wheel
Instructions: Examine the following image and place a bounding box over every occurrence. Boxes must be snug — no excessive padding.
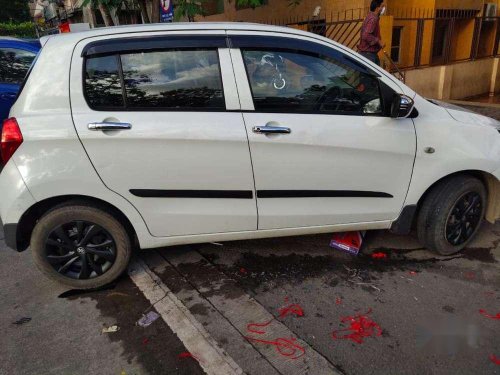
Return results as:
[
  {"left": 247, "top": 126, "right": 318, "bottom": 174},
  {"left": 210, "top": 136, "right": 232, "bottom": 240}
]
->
[
  {"left": 45, "top": 221, "right": 116, "bottom": 280},
  {"left": 445, "top": 191, "right": 483, "bottom": 246}
]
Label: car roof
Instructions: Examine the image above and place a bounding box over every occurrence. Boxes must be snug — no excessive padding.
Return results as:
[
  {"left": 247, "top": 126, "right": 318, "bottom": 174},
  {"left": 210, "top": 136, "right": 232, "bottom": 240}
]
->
[{"left": 40, "top": 22, "right": 322, "bottom": 45}]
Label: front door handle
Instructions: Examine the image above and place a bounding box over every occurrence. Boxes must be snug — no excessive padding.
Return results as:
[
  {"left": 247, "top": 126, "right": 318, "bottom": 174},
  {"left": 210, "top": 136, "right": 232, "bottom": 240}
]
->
[
  {"left": 252, "top": 125, "right": 291, "bottom": 134},
  {"left": 88, "top": 122, "right": 132, "bottom": 131}
]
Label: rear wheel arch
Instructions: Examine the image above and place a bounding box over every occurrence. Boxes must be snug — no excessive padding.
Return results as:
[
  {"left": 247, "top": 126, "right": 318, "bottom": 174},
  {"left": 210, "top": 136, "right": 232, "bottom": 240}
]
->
[{"left": 16, "top": 195, "right": 138, "bottom": 252}]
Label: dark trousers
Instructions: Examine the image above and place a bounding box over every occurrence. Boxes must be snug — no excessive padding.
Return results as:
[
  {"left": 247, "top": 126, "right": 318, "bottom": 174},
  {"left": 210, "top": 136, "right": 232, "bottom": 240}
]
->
[{"left": 359, "top": 51, "right": 381, "bottom": 66}]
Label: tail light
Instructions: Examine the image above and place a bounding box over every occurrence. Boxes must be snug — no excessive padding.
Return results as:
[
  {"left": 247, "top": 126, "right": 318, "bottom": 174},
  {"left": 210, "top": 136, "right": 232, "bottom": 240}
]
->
[{"left": 1, "top": 118, "right": 23, "bottom": 165}]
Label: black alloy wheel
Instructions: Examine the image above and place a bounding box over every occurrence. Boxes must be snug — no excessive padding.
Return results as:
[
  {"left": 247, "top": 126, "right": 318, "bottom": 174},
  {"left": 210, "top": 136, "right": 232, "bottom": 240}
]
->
[
  {"left": 445, "top": 191, "right": 483, "bottom": 246},
  {"left": 45, "top": 221, "right": 116, "bottom": 280}
]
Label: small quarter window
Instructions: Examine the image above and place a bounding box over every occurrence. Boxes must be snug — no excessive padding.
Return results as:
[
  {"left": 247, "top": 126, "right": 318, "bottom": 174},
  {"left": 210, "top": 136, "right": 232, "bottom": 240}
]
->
[
  {"left": 84, "top": 55, "right": 124, "bottom": 109},
  {"left": 120, "top": 49, "right": 224, "bottom": 110},
  {"left": 242, "top": 49, "right": 383, "bottom": 115},
  {"left": 0, "top": 48, "right": 37, "bottom": 84}
]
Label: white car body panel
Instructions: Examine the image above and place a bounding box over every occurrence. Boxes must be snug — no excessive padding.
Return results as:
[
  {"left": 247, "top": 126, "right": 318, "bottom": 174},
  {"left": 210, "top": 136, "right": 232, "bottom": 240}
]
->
[
  {"left": 1, "top": 23, "right": 499, "bottom": 252},
  {"left": 69, "top": 32, "right": 257, "bottom": 237}
]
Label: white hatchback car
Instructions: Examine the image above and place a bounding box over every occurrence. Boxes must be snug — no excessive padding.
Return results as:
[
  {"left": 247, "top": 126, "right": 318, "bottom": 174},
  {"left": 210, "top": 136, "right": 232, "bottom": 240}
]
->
[{"left": 1, "top": 23, "right": 499, "bottom": 288}]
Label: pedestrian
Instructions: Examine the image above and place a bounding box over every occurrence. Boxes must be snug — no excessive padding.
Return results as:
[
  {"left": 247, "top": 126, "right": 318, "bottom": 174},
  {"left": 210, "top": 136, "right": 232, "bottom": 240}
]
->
[{"left": 358, "top": 0, "right": 386, "bottom": 66}]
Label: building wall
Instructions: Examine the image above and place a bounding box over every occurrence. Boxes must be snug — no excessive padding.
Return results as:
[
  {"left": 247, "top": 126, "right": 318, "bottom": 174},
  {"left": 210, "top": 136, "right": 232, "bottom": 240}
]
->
[{"left": 199, "top": 0, "right": 370, "bottom": 22}]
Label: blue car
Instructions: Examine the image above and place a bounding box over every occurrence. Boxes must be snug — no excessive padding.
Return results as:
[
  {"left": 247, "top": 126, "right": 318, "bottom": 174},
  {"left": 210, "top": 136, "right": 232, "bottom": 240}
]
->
[{"left": 0, "top": 37, "right": 40, "bottom": 125}]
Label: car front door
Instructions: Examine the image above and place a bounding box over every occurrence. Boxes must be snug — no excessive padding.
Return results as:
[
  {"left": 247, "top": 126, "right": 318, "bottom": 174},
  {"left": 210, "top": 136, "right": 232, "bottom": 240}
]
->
[
  {"left": 70, "top": 32, "right": 257, "bottom": 237},
  {"left": 228, "top": 33, "right": 416, "bottom": 230}
]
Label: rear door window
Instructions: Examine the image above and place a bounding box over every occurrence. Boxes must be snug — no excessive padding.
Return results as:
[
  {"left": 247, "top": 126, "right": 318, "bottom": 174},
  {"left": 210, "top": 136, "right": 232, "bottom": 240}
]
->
[
  {"left": 0, "top": 48, "right": 37, "bottom": 84},
  {"left": 84, "top": 49, "right": 225, "bottom": 111},
  {"left": 85, "top": 55, "right": 124, "bottom": 109}
]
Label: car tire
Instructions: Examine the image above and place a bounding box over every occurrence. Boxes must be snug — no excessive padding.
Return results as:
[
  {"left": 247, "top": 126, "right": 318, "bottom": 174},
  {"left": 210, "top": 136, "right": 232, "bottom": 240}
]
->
[
  {"left": 417, "top": 175, "right": 486, "bottom": 255},
  {"left": 31, "top": 204, "right": 132, "bottom": 289}
]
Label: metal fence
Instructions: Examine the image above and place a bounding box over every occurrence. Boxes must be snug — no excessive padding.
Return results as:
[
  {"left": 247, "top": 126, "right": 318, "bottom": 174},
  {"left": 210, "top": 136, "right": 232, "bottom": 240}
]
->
[{"left": 265, "top": 8, "right": 500, "bottom": 82}]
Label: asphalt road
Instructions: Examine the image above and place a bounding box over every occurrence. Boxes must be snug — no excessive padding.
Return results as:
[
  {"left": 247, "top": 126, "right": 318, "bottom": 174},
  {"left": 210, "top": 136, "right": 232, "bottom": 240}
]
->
[{"left": 1, "top": 221, "right": 499, "bottom": 375}]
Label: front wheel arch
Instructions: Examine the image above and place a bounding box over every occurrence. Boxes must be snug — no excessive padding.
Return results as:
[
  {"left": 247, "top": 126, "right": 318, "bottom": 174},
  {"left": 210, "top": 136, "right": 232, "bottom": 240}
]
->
[{"left": 16, "top": 195, "right": 138, "bottom": 252}]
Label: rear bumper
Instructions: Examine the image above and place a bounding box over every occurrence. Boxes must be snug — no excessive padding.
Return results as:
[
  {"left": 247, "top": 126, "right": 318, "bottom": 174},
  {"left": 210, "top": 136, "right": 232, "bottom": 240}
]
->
[{"left": 0, "top": 161, "right": 36, "bottom": 251}]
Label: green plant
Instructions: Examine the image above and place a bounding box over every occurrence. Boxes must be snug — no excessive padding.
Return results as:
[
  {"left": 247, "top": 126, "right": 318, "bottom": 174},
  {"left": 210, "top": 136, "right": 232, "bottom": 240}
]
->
[
  {"left": 174, "top": 0, "right": 207, "bottom": 22},
  {"left": 0, "top": 22, "right": 37, "bottom": 38}
]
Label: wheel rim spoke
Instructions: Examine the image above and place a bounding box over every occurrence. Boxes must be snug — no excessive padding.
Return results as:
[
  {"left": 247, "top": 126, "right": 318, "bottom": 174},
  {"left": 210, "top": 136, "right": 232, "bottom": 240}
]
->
[
  {"left": 46, "top": 238, "right": 73, "bottom": 251},
  {"left": 78, "top": 254, "right": 91, "bottom": 279},
  {"left": 57, "top": 256, "right": 79, "bottom": 273},
  {"left": 54, "top": 227, "right": 74, "bottom": 248},
  {"left": 47, "top": 252, "right": 76, "bottom": 265},
  {"left": 85, "top": 247, "right": 115, "bottom": 262},
  {"left": 87, "top": 256, "right": 104, "bottom": 275},
  {"left": 78, "top": 225, "right": 101, "bottom": 247}
]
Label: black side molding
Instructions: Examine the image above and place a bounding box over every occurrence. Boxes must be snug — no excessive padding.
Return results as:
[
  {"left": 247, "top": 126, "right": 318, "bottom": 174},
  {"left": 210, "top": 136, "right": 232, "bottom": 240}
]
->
[
  {"left": 257, "top": 190, "right": 393, "bottom": 198},
  {"left": 130, "top": 189, "right": 253, "bottom": 199},
  {"left": 390, "top": 205, "right": 417, "bottom": 235}
]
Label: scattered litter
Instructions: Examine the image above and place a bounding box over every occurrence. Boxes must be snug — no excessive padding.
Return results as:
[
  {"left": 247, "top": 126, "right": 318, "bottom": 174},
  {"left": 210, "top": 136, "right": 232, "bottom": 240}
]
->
[
  {"left": 210, "top": 242, "right": 223, "bottom": 246},
  {"left": 371, "top": 252, "right": 387, "bottom": 259},
  {"left": 490, "top": 354, "right": 500, "bottom": 365},
  {"left": 409, "top": 271, "right": 417, "bottom": 276},
  {"left": 336, "top": 298, "right": 342, "bottom": 305},
  {"left": 239, "top": 267, "right": 247, "bottom": 274},
  {"left": 102, "top": 325, "right": 119, "bottom": 333},
  {"left": 414, "top": 296, "right": 418, "bottom": 301},
  {"left": 331, "top": 308, "right": 382, "bottom": 344},
  {"left": 137, "top": 311, "right": 160, "bottom": 327},
  {"left": 330, "top": 231, "right": 365, "bottom": 255},
  {"left": 142, "top": 338, "right": 149, "bottom": 345},
  {"left": 12, "top": 317, "right": 31, "bottom": 326},
  {"left": 245, "top": 336, "right": 305, "bottom": 360},
  {"left": 178, "top": 351, "right": 200, "bottom": 361},
  {"left": 120, "top": 370, "right": 126, "bottom": 375},
  {"left": 479, "top": 309, "right": 500, "bottom": 320}
]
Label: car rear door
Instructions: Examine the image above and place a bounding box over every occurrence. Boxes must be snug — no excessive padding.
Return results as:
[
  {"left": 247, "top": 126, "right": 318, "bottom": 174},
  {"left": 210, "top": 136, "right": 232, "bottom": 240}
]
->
[
  {"left": 228, "top": 32, "right": 416, "bottom": 230},
  {"left": 70, "top": 32, "right": 257, "bottom": 237}
]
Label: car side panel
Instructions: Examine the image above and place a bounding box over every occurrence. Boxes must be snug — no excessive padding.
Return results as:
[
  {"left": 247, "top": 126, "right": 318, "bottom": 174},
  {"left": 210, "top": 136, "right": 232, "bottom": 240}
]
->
[
  {"left": 404, "top": 95, "right": 500, "bottom": 207},
  {"left": 8, "top": 36, "right": 155, "bottom": 249}
]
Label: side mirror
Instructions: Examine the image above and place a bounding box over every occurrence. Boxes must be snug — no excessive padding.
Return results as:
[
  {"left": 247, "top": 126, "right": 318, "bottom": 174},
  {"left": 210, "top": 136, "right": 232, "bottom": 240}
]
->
[{"left": 391, "top": 93, "right": 416, "bottom": 118}]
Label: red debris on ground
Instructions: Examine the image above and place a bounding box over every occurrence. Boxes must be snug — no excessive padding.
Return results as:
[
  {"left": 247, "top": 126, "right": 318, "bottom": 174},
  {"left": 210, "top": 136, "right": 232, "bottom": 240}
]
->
[
  {"left": 178, "top": 352, "right": 199, "bottom": 361},
  {"left": 245, "top": 336, "right": 306, "bottom": 360},
  {"left": 464, "top": 271, "right": 475, "bottom": 280},
  {"left": 247, "top": 320, "right": 272, "bottom": 335},
  {"left": 336, "top": 298, "right": 342, "bottom": 305},
  {"left": 484, "top": 291, "right": 495, "bottom": 297},
  {"left": 278, "top": 303, "right": 304, "bottom": 319},
  {"left": 409, "top": 271, "right": 417, "bottom": 276},
  {"left": 479, "top": 309, "right": 500, "bottom": 320},
  {"left": 331, "top": 308, "right": 382, "bottom": 344},
  {"left": 245, "top": 298, "right": 306, "bottom": 359},
  {"left": 490, "top": 354, "right": 500, "bottom": 365},
  {"left": 371, "top": 252, "right": 387, "bottom": 259},
  {"left": 239, "top": 267, "right": 247, "bottom": 274},
  {"left": 142, "top": 338, "right": 149, "bottom": 345}
]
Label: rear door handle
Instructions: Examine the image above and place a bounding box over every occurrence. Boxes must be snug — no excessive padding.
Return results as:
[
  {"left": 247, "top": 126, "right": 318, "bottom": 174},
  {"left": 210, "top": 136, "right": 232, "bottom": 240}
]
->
[
  {"left": 252, "top": 125, "right": 291, "bottom": 134},
  {"left": 88, "top": 122, "right": 132, "bottom": 131}
]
